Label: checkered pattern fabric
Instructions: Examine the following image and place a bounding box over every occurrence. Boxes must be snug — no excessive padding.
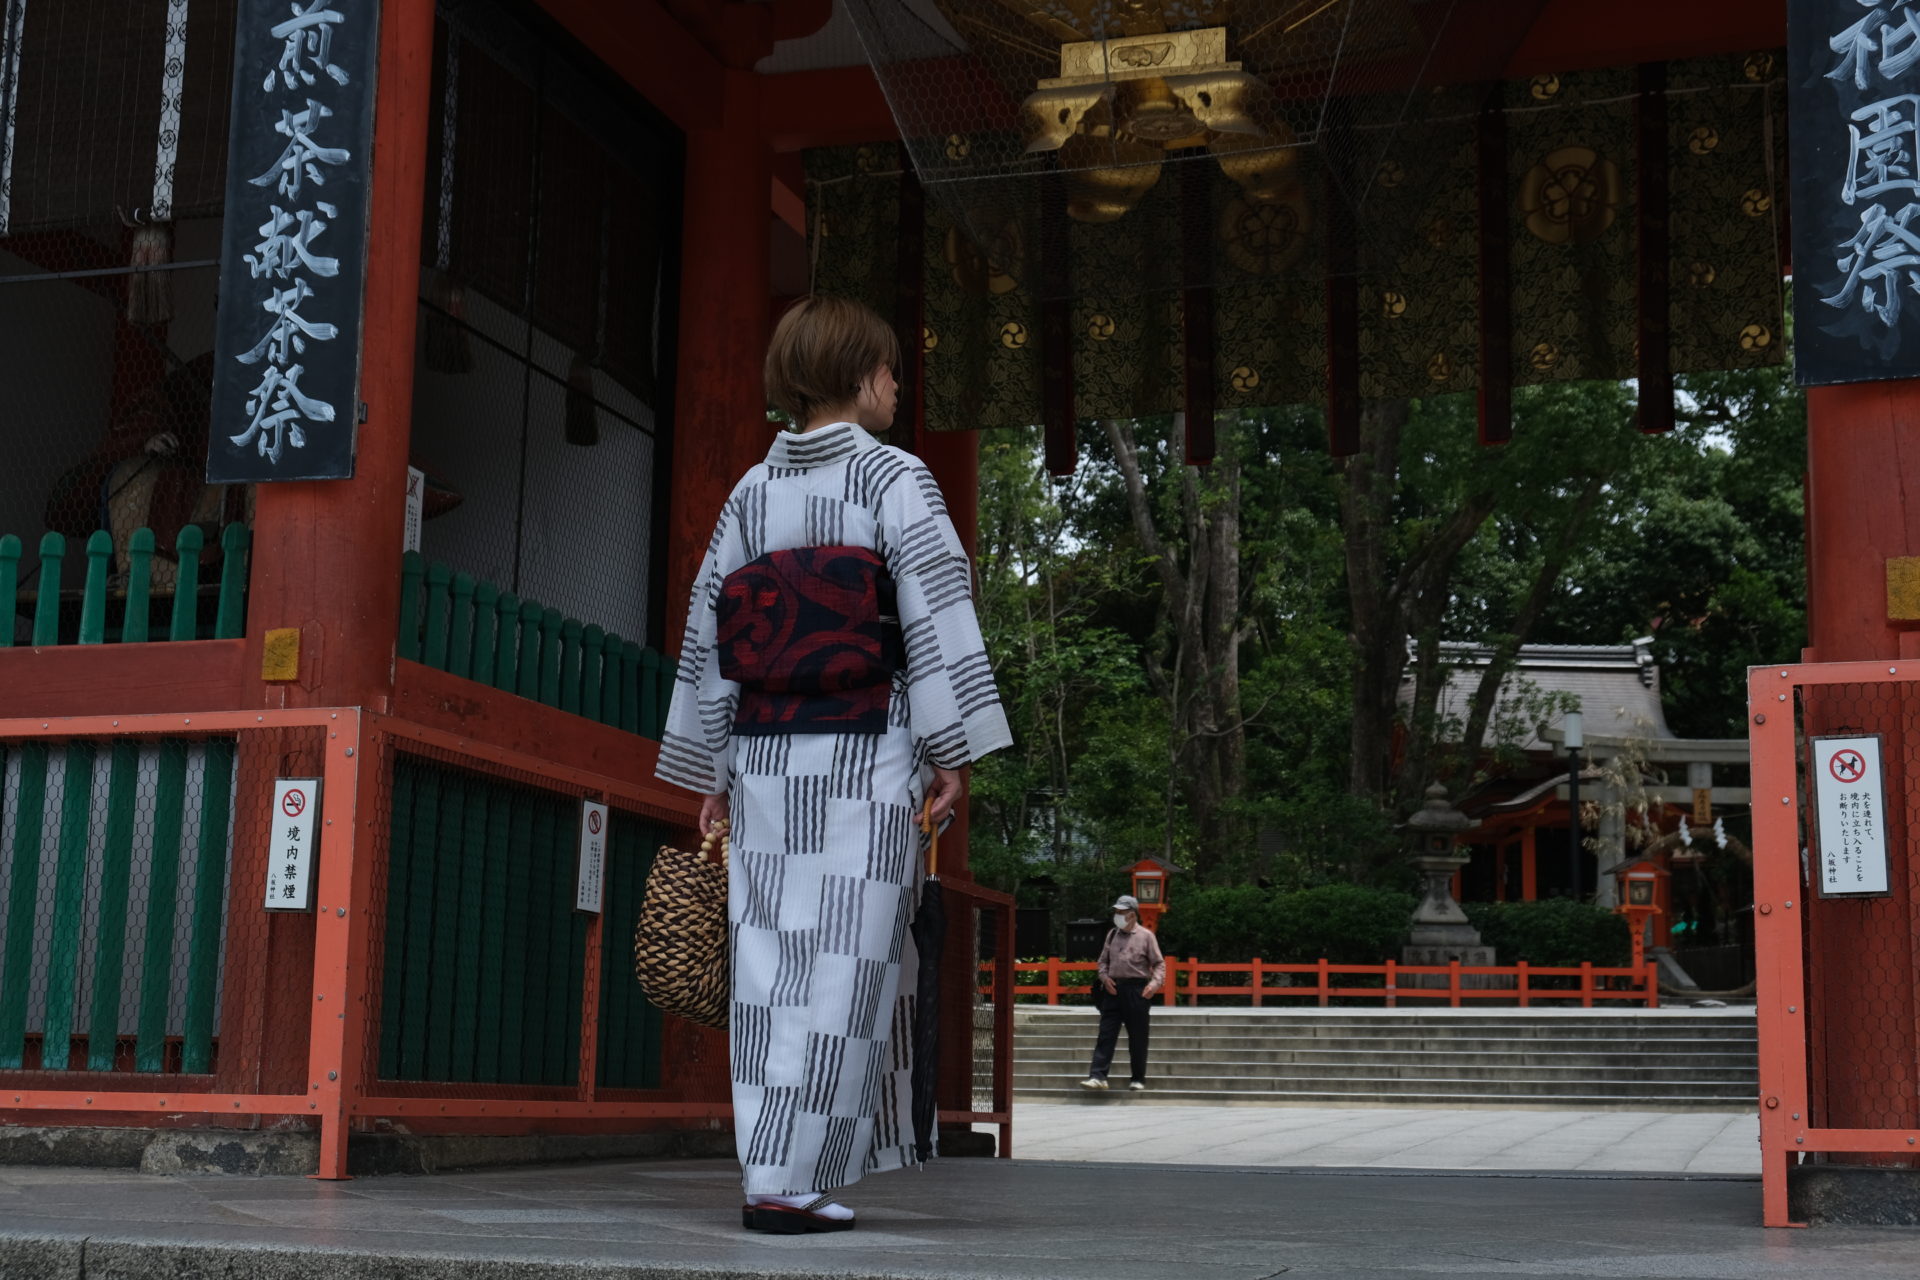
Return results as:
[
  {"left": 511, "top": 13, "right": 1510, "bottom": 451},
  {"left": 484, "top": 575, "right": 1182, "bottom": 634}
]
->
[{"left": 656, "top": 422, "right": 1012, "bottom": 1197}]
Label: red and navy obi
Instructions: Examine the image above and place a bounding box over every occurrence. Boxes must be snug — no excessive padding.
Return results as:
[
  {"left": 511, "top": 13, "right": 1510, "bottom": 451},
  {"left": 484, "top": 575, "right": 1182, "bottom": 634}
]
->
[{"left": 716, "top": 546, "right": 906, "bottom": 735}]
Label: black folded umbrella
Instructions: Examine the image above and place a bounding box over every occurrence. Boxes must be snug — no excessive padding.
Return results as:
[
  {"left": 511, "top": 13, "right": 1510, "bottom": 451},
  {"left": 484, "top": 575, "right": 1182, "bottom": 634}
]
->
[{"left": 908, "top": 798, "right": 946, "bottom": 1164}]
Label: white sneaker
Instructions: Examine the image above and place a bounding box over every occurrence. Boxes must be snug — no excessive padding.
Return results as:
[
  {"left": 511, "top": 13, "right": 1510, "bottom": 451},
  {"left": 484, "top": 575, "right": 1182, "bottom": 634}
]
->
[
  {"left": 1079, "top": 1077, "right": 1109, "bottom": 1090},
  {"left": 1128, "top": 1081, "right": 1146, "bottom": 1091}
]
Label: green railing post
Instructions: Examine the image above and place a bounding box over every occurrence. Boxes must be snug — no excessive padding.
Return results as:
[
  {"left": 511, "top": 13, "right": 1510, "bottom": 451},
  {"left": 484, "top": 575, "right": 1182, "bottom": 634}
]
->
[
  {"left": 515, "top": 601, "right": 543, "bottom": 701},
  {"left": 169, "top": 526, "right": 204, "bottom": 642},
  {"left": 0, "top": 534, "right": 20, "bottom": 646},
  {"left": 558, "top": 618, "right": 583, "bottom": 715},
  {"left": 639, "top": 649, "right": 661, "bottom": 737},
  {"left": 597, "top": 632, "right": 622, "bottom": 726},
  {"left": 493, "top": 592, "right": 521, "bottom": 690},
  {"left": 41, "top": 743, "right": 98, "bottom": 1069},
  {"left": 470, "top": 581, "right": 499, "bottom": 688},
  {"left": 87, "top": 741, "right": 140, "bottom": 1069},
  {"left": 623, "top": 644, "right": 644, "bottom": 734},
  {"left": 397, "top": 551, "right": 426, "bottom": 662},
  {"left": 448, "top": 572, "right": 476, "bottom": 679},
  {"left": 475, "top": 787, "right": 512, "bottom": 1082},
  {"left": 537, "top": 608, "right": 563, "bottom": 707},
  {"left": 497, "top": 788, "right": 535, "bottom": 1084},
  {"left": 135, "top": 740, "right": 190, "bottom": 1071},
  {"left": 33, "top": 532, "right": 64, "bottom": 646},
  {"left": 122, "top": 529, "right": 155, "bottom": 644},
  {"left": 578, "top": 625, "right": 604, "bottom": 722},
  {"left": 182, "top": 740, "right": 235, "bottom": 1074},
  {"left": 215, "top": 523, "right": 249, "bottom": 639},
  {"left": 77, "top": 530, "right": 112, "bottom": 644},
  {"left": 422, "top": 563, "right": 452, "bottom": 670},
  {"left": 0, "top": 743, "right": 50, "bottom": 1066}
]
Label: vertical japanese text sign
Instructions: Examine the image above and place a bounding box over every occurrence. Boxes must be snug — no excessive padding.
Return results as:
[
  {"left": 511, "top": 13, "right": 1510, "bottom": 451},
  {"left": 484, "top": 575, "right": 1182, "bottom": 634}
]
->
[
  {"left": 208, "top": 1, "right": 382, "bottom": 482},
  {"left": 1791, "top": 0, "right": 1920, "bottom": 384}
]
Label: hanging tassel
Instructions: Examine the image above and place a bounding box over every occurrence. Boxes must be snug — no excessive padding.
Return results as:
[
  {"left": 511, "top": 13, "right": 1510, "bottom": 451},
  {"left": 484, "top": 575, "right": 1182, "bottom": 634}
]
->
[
  {"left": 422, "top": 266, "right": 473, "bottom": 373},
  {"left": 565, "top": 351, "right": 599, "bottom": 446},
  {"left": 126, "top": 219, "right": 173, "bottom": 324}
]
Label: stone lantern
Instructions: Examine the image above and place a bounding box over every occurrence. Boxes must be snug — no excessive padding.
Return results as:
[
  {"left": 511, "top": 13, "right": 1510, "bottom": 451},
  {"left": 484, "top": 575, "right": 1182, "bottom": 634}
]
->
[{"left": 1402, "top": 783, "right": 1496, "bottom": 969}]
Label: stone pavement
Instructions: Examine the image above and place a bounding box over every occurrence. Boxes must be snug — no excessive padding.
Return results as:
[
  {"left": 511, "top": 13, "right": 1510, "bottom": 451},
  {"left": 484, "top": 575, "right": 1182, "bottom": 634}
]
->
[
  {"left": 1, "top": 1154, "right": 1917, "bottom": 1279},
  {"left": 1000, "top": 1104, "right": 1760, "bottom": 1173}
]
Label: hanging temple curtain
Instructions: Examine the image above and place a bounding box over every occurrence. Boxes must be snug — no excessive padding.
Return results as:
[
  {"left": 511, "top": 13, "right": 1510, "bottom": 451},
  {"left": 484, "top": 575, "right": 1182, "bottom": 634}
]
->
[{"left": 806, "top": 53, "right": 1789, "bottom": 436}]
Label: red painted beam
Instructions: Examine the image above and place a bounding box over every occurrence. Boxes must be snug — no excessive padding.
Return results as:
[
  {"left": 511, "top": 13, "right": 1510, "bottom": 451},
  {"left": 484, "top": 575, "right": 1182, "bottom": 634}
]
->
[
  {"left": 0, "top": 641, "right": 248, "bottom": 719},
  {"left": 534, "top": 0, "right": 725, "bottom": 132},
  {"left": 391, "top": 660, "right": 697, "bottom": 821},
  {"left": 759, "top": 66, "right": 897, "bottom": 151},
  {"left": 1504, "top": 0, "right": 1785, "bottom": 78}
]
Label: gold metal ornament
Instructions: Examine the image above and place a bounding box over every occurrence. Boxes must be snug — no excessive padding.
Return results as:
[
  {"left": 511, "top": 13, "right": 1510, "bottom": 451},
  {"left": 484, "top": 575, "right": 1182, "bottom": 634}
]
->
[
  {"left": 1230, "top": 365, "right": 1260, "bottom": 391},
  {"left": 923, "top": 325, "right": 940, "bottom": 352},
  {"left": 1381, "top": 290, "right": 1409, "bottom": 319},
  {"left": 945, "top": 224, "right": 1024, "bottom": 295},
  {"left": 1739, "top": 323, "right": 1772, "bottom": 351},
  {"left": 1688, "top": 261, "right": 1717, "bottom": 288},
  {"left": 1087, "top": 313, "right": 1116, "bottom": 340},
  {"left": 1687, "top": 126, "right": 1720, "bottom": 156},
  {"left": 1518, "top": 146, "right": 1622, "bottom": 245},
  {"left": 1000, "top": 320, "right": 1030, "bottom": 349},
  {"left": 1425, "top": 351, "right": 1452, "bottom": 383},
  {"left": 1744, "top": 51, "right": 1776, "bottom": 82},
  {"left": 1528, "top": 341, "right": 1561, "bottom": 372},
  {"left": 1741, "top": 188, "right": 1773, "bottom": 217},
  {"left": 1529, "top": 73, "right": 1561, "bottom": 101}
]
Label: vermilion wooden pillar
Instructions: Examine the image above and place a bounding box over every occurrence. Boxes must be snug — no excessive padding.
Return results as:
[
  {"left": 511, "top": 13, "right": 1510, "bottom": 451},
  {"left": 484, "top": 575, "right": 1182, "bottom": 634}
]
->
[
  {"left": 912, "top": 426, "right": 981, "bottom": 881},
  {"left": 665, "top": 68, "right": 774, "bottom": 649},
  {"left": 1801, "top": 380, "right": 1920, "bottom": 1139},
  {"left": 243, "top": 0, "right": 434, "bottom": 711},
  {"left": 221, "top": 0, "right": 436, "bottom": 1114}
]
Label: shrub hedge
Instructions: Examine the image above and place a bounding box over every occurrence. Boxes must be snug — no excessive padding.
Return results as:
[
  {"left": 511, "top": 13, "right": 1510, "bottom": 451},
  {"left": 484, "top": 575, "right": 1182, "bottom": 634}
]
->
[{"left": 1155, "top": 884, "right": 1630, "bottom": 967}]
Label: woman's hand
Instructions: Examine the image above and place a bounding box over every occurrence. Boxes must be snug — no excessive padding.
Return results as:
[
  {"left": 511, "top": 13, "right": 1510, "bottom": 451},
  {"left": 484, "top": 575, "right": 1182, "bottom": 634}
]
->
[
  {"left": 925, "top": 765, "right": 964, "bottom": 828},
  {"left": 698, "top": 791, "right": 730, "bottom": 839}
]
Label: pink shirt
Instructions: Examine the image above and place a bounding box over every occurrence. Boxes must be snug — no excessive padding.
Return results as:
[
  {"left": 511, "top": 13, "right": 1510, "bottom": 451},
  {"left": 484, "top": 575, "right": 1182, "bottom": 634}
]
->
[{"left": 1098, "top": 925, "right": 1165, "bottom": 986}]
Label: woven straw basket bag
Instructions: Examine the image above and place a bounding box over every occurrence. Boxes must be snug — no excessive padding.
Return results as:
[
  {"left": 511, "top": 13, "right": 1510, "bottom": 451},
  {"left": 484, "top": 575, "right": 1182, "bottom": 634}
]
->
[{"left": 632, "top": 840, "right": 729, "bottom": 1029}]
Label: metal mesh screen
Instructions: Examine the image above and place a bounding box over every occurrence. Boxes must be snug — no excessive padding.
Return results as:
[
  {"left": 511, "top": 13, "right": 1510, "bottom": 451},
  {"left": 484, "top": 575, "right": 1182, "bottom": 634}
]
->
[
  {"left": 840, "top": 0, "right": 1475, "bottom": 299},
  {"left": 1795, "top": 683, "right": 1920, "bottom": 1139},
  {"left": 407, "top": 4, "right": 679, "bottom": 650},
  {"left": 0, "top": 725, "right": 321, "bottom": 1091},
  {"left": 0, "top": 1, "right": 247, "bottom": 636}
]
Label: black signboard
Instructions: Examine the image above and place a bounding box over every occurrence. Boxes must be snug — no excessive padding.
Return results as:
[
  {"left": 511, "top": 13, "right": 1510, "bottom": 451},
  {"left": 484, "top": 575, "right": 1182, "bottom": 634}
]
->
[
  {"left": 1790, "top": 0, "right": 1920, "bottom": 385},
  {"left": 207, "top": 0, "right": 381, "bottom": 483}
]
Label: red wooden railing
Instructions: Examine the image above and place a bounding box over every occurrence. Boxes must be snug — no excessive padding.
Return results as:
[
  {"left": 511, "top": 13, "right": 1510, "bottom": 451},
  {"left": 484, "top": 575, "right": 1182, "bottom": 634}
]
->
[{"left": 985, "top": 956, "right": 1660, "bottom": 1009}]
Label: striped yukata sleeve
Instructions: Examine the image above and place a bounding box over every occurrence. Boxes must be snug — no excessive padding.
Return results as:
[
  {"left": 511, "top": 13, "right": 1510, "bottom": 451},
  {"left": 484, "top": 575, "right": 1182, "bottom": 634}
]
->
[
  {"left": 655, "top": 487, "right": 750, "bottom": 795},
  {"left": 877, "top": 456, "right": 1013, "bottom": 770}
]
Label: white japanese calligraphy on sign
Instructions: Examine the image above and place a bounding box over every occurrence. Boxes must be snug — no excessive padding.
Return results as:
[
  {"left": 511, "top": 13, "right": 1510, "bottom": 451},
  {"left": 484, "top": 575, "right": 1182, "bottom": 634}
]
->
[
  {"left": 231, "top": 4, "right": 353, "bottom": 466},
  {"left": 1823, "top": 1, "right": 1920, "bottom": 332}
]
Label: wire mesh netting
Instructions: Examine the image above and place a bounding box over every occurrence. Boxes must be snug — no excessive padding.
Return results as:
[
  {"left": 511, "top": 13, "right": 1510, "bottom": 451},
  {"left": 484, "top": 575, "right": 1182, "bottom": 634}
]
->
[
  {"left": 0, "top": 726, "right": 320, "bottom": 1088},
  {"left": 1793, "top": 683, "right": 1920, "bottom": 1141},
  {"left": 0, "top": 0, "right": 250, "bottom": 643},
  {"left": 406, "top": 3, "right": 680, "bottom": 650},
  {"left": 845, "top": 0, "right": 1463, "bottom": 300}
]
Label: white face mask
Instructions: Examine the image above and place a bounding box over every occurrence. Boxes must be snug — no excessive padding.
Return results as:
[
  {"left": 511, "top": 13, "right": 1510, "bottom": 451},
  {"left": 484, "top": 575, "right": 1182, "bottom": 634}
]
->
[{"left": 1113, "top": 913, "right": 1132, "bottom": 930}]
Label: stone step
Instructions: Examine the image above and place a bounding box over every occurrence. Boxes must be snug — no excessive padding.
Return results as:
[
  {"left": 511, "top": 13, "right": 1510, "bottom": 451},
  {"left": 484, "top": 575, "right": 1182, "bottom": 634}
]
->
[
  {"left": 1014, "top": 1013, "right": 1755, "bottom": 1032},
  {"left": 1013, "top": 1062, "right": 1754, "bottom": 1087},
  {"left": 1014, "top": 1049, "right": 1758, "bottom": 1072},
  {"left": 1015, "top": 1035, "right": 1756, "bottom": 1056},
  {"left": 1013, "top": 1086, "right": 1755, "bottom": 1110}
]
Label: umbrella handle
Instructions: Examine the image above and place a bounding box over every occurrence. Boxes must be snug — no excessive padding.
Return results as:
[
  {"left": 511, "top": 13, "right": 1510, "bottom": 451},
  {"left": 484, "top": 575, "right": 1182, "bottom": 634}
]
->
[{"left": 922, "top": 795, "right": 938, "bottom": 880}]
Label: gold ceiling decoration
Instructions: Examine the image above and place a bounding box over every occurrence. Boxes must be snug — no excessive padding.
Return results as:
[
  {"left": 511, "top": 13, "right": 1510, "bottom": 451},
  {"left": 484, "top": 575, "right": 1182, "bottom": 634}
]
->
[{"left": 927, "top": 0, "right": 1423, "bottom": 224}]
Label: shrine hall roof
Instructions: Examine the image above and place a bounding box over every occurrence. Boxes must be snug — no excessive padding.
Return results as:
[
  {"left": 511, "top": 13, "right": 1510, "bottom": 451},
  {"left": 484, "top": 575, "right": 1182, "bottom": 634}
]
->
[{"left": 1400, "top": 639, "right": 1676, "bottom": 753}]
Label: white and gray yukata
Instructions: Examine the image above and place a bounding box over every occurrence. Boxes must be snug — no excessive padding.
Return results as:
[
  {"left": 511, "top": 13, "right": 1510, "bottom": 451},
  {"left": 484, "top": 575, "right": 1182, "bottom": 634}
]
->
[{"left": 655, "top": 422, "right": 1012, "bottom": 1198}]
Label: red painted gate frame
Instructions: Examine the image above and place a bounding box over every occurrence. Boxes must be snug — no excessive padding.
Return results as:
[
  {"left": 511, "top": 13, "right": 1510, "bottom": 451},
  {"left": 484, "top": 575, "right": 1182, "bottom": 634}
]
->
[
  {"left": 1749, "top": 659, "right": 1920, "bottom": 1228},
  {"left": 0, "top": 709, "right": 1015, "bottom": 1178}
]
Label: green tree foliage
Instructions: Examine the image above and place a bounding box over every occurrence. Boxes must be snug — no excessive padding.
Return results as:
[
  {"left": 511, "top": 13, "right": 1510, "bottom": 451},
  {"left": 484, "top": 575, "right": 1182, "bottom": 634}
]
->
[
  {"left": 1463, "top": 900, "right": 1632, "bottom": 968},
  {"left": 966, "top": 355, "right": 1805, "bottom": 956}
]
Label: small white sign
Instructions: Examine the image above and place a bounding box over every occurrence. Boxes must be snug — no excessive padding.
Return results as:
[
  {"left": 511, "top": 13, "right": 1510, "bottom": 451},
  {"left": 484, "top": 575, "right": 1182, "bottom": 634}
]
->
[
  {"left": 575, "top": 800, "right": 608, "bottom": 914},
  {"left": 266, "top": 778, "right": 322, "bottom": 911},
  {"left": 1812, "top": 735, "right": 1891, "bottom": 898},
  {"left": 404, "top": 465, "right": 425, "bottom": 554}
]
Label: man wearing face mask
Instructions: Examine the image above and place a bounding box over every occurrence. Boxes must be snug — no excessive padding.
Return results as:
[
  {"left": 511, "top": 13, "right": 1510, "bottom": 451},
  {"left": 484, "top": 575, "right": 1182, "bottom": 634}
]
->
[{"left": 1079, "top": 895, "right": 1165, "bottom": 1092}]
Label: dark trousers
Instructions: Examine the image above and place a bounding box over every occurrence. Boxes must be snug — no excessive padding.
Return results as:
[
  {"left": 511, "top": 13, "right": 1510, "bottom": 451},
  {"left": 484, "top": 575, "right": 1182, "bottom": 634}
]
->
[{"left": 1089, "top": 979, "right": 1151, "bottom": 1083}]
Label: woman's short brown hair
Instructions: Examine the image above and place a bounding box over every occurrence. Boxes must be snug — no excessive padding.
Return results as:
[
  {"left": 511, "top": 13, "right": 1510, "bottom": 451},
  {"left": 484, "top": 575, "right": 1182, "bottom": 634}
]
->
[{"left": 764, "top": 295, "right": 901, "bottom": 425}]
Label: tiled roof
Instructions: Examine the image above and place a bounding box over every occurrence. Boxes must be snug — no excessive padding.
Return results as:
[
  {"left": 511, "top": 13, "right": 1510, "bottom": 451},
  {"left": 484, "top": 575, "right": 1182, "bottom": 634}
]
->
[{"left": 1400, "top": 639, "right": 1675, "bottom": 750}]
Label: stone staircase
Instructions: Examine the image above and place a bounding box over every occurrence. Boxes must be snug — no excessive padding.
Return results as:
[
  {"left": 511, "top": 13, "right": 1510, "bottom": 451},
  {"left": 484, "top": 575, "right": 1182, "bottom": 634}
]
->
[{"left": 1013, "top": 1006, "right": 1758, "bottom": 1110}]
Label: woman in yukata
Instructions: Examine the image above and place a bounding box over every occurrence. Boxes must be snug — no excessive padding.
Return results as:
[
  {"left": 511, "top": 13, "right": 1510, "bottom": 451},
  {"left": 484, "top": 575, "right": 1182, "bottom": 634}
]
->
[{"left": 656, "top": 295, "right": 1011, "bottom": 1234}]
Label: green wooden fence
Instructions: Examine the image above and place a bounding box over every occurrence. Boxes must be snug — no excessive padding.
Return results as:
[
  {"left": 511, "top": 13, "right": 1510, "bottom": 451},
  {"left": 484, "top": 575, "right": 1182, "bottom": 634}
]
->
[
  {"left": 398, "top": 553, "right": 674, "bottom": 738},
  {"left": 0, "top": 737, "right": 237, "bottom": 1073},
  {"left": 0, "top": 525, "right": 249, "bottom": 647},
  {"left": 597, "top": 814, "right": 665, "bottom": 1090}
]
